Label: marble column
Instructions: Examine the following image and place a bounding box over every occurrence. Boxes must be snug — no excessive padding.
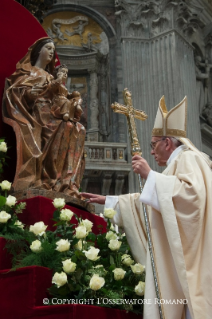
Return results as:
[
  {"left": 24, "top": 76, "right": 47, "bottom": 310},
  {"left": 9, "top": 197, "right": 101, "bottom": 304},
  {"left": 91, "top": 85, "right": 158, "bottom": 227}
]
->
[
  {"left": 115, "top": 0, "right": 208, "bottom": 192},
  {"left": 87, "top": 70, "right": 99, "bottom": 141}
]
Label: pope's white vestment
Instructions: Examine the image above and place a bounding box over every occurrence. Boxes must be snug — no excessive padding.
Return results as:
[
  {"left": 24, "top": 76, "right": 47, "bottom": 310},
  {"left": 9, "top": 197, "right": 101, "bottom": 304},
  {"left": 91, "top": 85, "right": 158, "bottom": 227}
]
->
[{"left": 105, "top": 146, "right": 212, "bottom": 319}]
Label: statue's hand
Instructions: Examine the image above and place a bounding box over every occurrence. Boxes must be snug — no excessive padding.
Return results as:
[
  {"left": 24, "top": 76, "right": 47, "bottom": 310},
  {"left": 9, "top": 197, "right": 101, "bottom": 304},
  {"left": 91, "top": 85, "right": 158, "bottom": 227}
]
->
[{"left": 31, "top": 85, "right": 45, "bottom": 97}]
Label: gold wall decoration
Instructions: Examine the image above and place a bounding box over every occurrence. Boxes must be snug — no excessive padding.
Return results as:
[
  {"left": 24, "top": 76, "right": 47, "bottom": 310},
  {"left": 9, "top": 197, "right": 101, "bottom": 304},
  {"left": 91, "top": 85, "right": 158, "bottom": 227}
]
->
[{"left": 42, "top": 12, "right": 104, "bottom": 47}]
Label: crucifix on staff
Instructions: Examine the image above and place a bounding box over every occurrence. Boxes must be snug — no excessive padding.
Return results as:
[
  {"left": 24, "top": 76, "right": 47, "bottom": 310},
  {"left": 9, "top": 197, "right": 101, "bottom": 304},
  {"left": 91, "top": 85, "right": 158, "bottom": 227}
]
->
[
  {"left": 111, "top": 88, "right": 164, "bottom": 319},
  {"left": 111, "top": 88, "right": 147, "bottom": 156}
]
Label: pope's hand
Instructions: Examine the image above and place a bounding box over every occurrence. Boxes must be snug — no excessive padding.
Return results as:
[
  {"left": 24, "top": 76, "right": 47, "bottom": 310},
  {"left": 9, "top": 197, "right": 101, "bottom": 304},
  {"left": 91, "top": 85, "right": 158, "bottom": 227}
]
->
[
  {"left": 132, "top": 155, "right": 151, "bottom": 180},
  {"left": 81, "top": 192, "right": 106, "bottom": 205}
]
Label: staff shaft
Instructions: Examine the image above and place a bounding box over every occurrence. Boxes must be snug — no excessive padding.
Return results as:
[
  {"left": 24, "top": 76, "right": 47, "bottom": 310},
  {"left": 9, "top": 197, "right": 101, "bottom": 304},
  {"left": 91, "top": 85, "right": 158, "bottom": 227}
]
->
[
  {"left": 137, "top": 174, "right": 164, "bottom": 319},
  {"left": 111, "top": 88, "right": 164, "bottom": 319}
]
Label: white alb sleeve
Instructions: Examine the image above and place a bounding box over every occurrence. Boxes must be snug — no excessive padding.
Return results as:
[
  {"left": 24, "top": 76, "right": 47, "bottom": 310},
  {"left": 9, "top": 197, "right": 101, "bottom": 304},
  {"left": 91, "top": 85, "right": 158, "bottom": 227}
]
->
[
  {"left": 139, "top": 170, "right": 160, "bottom": 211},
  {"left": 105, "top": 196, "right": 123, "bottom": 227}
]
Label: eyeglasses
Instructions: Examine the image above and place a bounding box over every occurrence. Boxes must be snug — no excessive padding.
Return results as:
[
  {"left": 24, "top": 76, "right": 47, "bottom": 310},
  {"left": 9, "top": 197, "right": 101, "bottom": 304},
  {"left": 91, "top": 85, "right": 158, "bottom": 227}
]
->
[{"left": 150, "top": 138, "right": 166, "bottom": 150}]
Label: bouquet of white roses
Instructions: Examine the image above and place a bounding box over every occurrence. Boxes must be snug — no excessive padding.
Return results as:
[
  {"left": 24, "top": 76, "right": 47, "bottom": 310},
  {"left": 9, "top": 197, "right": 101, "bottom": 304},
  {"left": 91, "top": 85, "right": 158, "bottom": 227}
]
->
[
  {"left": 0, "top": 142, "right": 145, "bottom": 314},
  {"left": 6, "top": 199, "right": 145, "bottom": 314}
]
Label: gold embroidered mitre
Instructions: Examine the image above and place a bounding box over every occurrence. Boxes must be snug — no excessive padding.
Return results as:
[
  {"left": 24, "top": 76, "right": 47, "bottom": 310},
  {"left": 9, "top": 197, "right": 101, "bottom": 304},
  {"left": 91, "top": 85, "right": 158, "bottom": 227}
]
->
[
  {"left": 152, "top": 95, "right": 212, "bottom": 168},
  {"left": 152, "top": 96, "right": 187, "bottom": 138}
]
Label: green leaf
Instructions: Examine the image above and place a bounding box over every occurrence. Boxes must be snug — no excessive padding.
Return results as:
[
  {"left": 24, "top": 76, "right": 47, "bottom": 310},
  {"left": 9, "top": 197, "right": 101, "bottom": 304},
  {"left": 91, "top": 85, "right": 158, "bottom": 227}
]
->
[
  {"left": 110, "top": 255, "right": 115, "bottom": 265},
  {"left": 75, "top": 268, "right": 83, "bottom": 281},
  {"left": 53, "top": 210, "right": 60, "bottom": 220},
  {"left": 87, "top": 232, "right": 96, "bottom": 242},
  {"left": 0, "top": 196, "right": 6, "bottom": 206},
  {"left": 72, "top": 238, "right": 79, "bottom": 246}
]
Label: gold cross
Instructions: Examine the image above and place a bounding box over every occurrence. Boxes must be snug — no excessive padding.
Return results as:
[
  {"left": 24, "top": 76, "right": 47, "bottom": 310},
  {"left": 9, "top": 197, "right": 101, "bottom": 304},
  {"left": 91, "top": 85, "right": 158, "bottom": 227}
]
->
[{"left": 111, "top": 88, "right": 148, "bottom": 156}]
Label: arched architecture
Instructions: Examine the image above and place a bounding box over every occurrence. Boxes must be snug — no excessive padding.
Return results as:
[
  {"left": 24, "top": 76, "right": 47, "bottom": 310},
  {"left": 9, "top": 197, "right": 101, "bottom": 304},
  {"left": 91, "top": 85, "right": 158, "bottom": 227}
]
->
[{"left": 41, "top": 0, "right": 212, "bottom": 203}]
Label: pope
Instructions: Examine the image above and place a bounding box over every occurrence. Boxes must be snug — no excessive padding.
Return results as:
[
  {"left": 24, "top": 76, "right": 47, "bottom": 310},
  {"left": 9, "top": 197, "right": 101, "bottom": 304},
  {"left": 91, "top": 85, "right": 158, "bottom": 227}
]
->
[{"left": 82, "top": 96, "right": 212, "bottom": 319}]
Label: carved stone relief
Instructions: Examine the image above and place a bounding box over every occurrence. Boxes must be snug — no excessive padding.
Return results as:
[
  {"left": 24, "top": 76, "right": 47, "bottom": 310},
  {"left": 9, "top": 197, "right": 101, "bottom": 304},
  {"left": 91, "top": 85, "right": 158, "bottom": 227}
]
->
[
  {"left": 46, "top": 16, "right": 88, "bottom": 41},
  {"left": 201, "top": 102, "right": 212, "bottom": 127},
  {"left": 43, "top": 12, "right": 109, "bottom": 56},
  {"left": 115, "top": 0, "right": 206, "bottom": 40}
]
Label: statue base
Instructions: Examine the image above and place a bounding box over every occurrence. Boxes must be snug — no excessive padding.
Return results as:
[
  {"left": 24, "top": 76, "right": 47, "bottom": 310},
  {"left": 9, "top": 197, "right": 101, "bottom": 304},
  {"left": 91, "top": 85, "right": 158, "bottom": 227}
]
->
[{"left": 11, "top": 188, "right": 95, "bottom": 214}]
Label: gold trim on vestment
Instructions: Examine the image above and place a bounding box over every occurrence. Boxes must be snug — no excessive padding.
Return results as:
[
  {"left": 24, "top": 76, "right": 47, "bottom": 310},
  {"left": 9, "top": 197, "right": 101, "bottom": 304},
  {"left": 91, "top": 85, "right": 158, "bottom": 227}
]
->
[{"left": 152, "top": 128, "right": 186, "bottom": 137}]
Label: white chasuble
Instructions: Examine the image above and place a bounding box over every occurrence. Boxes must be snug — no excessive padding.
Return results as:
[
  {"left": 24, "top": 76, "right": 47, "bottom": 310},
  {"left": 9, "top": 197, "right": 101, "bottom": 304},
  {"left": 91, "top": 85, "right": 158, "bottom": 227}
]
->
[{"left": 113, "top": 148, "right": 212, "bottom": 319}]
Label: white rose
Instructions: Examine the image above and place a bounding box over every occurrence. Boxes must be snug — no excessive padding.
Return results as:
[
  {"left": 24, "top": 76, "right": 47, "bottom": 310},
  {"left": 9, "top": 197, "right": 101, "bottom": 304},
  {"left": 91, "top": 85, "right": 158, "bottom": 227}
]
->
[
  {"left": 80, "top": 219, "right": 93, "bottom": 232},
  {"left": 75, "top": 225, "right": 87, "bottom": 239},
  {"left": 0, "top": 142, "right": 7, "bottom": 152},
  {"left": 14, "top": 220, "right": 24, "bottom": 230},
  {"left": 55, "top": 239, "right": 70, "bottom": 252},
  {"left": 29, "top": 221, "right": 47, "bottom": 236},
  {"left": 0, "top": 211, "right": 11, "bottom": 223},
  {"left": 6, "top": 195, "right": 17, "bottom": 207},
  {"left": 52, "top": 272, "right": 67, "bottom": 288},
  {"left": 30, "top": 240, "right": 42, "bottom": 253},
  {"left": 113, "top": 268, "right": 126, "bottom": 280},
  {"left": 89, "top": 274, "right": 105, "bottom": 291},
  {"left": 0, "top": 180, "right": 11, "bottom": 191},
  {"left": 104, "top": 208, "right": 117, "bottom": 219},
  {"left": 108, "top": 239, "right": 122, "bottom": 251},
  {"left": 83, "top": 246, "right": 100, "bottom": 261},
  {"left": 131, "top": 263, "right": 145, "bottom": 275},
  {"left": 53, "top": 198, "right": 65, "bottom": 209},
  {"left": 75, "top": 239, "right": 83, "bottom": 250},
  {"left": 105, "top": 231, "right": 118, "bottom": 241},
  {"left": 135, "top": 281, "right": 145, "bottom": 296},
  {"left": 60, "top": 208, "right": 74, "bottom": 221},
  {"left": 110, "top": 224, "right": 115, "bottom": 231},
  {"left": 121, "top": 254, "right": 134, "bottom": 266},
  {"left": 62, "top": 259, "right": 77, "bottom": 273}
]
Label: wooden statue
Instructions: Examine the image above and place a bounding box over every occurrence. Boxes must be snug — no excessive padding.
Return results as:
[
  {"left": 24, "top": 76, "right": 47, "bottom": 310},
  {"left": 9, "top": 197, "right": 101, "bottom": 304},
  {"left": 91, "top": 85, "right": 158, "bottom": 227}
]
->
[{"left": 3, "top": 37, "right": 85, "bottom": 198}]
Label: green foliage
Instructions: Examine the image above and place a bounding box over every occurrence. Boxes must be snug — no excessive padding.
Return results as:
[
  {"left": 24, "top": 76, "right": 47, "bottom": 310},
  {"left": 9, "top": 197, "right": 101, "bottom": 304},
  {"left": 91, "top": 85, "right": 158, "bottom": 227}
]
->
[{"left": 2, "top": 197, "right": 145, "bottom": 314}]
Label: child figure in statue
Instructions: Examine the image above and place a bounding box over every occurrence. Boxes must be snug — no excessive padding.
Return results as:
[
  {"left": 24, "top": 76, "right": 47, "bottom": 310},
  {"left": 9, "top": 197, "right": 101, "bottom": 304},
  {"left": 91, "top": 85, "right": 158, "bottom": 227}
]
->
[{"left": 50, "top": 64, "right": 83, "bottom": 123}]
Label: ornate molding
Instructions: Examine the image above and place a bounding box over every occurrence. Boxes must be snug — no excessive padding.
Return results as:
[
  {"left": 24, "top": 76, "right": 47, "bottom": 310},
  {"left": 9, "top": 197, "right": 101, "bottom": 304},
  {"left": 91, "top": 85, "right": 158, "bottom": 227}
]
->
[{"left": 115, "top": 0, "right": 206, "bottom": 40}]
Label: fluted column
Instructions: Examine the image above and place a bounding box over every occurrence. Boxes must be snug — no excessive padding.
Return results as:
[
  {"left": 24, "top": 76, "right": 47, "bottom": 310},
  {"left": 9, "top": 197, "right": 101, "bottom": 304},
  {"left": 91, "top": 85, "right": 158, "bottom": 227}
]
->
[{"left": 115, "top": 0, "right": 209, "bottom": 192}]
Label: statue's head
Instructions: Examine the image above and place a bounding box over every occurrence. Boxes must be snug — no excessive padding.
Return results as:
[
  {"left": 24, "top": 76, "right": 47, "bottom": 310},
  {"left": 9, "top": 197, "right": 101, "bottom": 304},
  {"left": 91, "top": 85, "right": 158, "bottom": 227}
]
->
[
  {"left": 54, "top": 64, "right": 68, "bottom": 82},
  {"left": 70, "top": 91, "right": 81, "bottom": 99},
  {"left": 31, "top": 38, "right": 55, "bottom": 72}
]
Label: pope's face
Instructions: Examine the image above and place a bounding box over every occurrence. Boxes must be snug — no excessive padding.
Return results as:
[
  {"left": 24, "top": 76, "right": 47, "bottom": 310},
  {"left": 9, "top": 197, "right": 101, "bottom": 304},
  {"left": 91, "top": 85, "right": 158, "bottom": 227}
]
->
[
  {"left": 39, "top": 42, "right": 55, "bottom": 64},
  {"left": 150, "top": 136, "right": 170, "bottom": 166}
]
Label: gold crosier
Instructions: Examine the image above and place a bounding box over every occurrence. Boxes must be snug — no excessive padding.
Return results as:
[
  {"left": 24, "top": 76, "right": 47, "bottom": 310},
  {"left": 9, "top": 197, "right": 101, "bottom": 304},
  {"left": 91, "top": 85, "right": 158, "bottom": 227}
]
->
[{"left": 111, "top": 88, "right": 165, "bottom": 319}]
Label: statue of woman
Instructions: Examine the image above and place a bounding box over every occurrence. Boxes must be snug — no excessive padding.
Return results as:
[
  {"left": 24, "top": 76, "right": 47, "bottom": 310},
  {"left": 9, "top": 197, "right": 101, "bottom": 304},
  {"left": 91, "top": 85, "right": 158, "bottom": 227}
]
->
[{"left": 3, "top": 37, "right": 85, "bottom": 198}]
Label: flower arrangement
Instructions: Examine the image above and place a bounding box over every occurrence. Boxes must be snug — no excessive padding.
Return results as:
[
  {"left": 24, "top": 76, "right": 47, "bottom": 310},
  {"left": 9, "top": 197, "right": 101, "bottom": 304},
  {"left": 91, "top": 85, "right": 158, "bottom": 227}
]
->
[
  {"left": 3, "top": 200, "right": 145, "bottom": 314},
  {"left": 0, "top": 141, "right": 145, "bottom": 314}
]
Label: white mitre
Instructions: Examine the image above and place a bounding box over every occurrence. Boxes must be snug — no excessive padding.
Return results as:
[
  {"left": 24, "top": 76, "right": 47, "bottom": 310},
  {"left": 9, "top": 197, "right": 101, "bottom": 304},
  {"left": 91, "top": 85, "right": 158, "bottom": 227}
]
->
[{"left": 152, "top": 96, "right": 212, "bottom": 167}]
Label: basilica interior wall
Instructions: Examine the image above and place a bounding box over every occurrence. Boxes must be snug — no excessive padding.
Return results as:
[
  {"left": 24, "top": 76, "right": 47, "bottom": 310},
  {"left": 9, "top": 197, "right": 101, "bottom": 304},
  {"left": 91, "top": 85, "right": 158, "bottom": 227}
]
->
[{"left": 42, "top": 0, "right": 212, "bottom": 199}]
